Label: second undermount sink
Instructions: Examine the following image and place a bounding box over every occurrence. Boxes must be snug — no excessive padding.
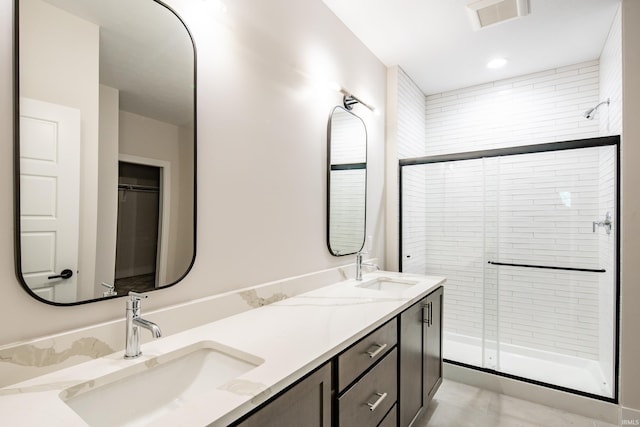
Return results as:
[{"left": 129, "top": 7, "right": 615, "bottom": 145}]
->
[
  {"left": 357, "top": 277, "right": 419, "bottom": 293},
  {"left": 61, "top": 341, "right": 263, "bottom": 427}
]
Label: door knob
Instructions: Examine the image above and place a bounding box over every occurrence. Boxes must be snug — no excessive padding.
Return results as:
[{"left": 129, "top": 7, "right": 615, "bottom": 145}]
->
[{"left": 48, "top": 269, "right": 73, "bottom": 280}]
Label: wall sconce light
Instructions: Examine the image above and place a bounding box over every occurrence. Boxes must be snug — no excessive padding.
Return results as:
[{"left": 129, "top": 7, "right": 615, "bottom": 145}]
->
[{"left": 343, "top": 93, "right": 378, "bottom": 115}]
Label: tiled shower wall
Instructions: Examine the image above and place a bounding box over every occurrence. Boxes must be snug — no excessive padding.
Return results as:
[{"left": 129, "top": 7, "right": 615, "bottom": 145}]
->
[
  {"left": 397, "top": 68, "right": 429, "bottom": 274},
  {"left": 598, "top": 4, "right": 622, "bottom": 391},
  {"left": 400, "top": 51, "right": 621, "bottom": 362},
  {"left": 599, "top": 6, "right": 623, "bottom": 138},
  {"left": 404, "top": 148, "right": 611, "bottom": 360},
  {"left": 424, "top": 60, "right": 601, "bottom": 155}
]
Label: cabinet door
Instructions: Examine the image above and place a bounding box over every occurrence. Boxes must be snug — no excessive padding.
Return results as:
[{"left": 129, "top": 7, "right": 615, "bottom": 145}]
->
[
  {"left": 424, "top": 287, "right": 443, "bottom": 400},
  {"left": 235, "top": 363, "right": 332, "bottom": 427},
  {"left": 399, "top": 297, "right": 425, "bottom": 427}
]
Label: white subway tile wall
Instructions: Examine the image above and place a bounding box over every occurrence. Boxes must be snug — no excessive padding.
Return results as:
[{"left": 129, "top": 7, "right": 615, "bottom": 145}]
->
[
  {"left": 403, "top": 148, "right": 615, "bottom": 361},
  {"left": 489, "top": 148, "right": 607, "bottom": 360},
  {"left": 397, "top": 68, "right": 427, "bottom": 159},
  {"left": 398, "top": 68, "right": 429, "bottom": 273},
  {"left": 397, "top": 51, "right": 620, "bottom": 392},
  {"left": 424, "top": 61, "right": 601, "bottom": 156},
  {"left": 599, "top": 6, "right": 623, "bottom": 137}
]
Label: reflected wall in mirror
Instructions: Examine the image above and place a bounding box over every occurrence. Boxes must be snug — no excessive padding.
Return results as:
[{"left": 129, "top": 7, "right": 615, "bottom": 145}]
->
[
  {"left": 327, "top": 106, "right": 367, "bottom": 256},
  {"left": 15, "top": 0, "right": 196, "bottom": 304}
]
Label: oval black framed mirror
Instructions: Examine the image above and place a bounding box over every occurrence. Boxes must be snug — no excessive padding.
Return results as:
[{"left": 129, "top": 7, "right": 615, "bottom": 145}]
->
[
  {"left": 327, "top": 106, "right": 367, "bottom": 256},
  {"left": 14, "top": 0, "right": 196, "bottom": 305}
]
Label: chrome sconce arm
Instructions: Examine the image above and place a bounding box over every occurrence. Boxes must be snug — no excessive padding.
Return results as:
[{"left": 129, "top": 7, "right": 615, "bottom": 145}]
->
[{"left": 343, "top": 93, "right": 376, "bottom": 113}]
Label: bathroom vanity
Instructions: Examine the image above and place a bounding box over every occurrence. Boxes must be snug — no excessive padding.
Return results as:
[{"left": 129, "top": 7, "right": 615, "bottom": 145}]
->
[
  {"left": 234, "top": 286, "right": 443, "bottom": 427},
  {"left": 0, "top": 272, "right": 444, "bottom": 426}
]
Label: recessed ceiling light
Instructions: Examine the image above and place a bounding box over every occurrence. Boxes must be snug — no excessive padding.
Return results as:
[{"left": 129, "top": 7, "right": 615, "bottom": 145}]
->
[{"left": 487, "top": 58, "right": 508, "bottom": 69}]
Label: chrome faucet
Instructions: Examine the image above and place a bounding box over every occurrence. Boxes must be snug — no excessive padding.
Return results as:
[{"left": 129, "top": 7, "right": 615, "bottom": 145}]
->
[
  {"left": 356, "top": 251, "right": 380, "bottom": 281},
  {"left": 124, "top": 291, "right": 162, "bottom": 359},
  {"left": 100, "top": 282, "right": 117, "bottom": 297}
]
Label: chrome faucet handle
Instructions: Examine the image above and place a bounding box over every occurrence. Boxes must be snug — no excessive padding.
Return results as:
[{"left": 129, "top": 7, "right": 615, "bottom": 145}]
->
[
  {"left": 127, "top": 292, "right": 148, "bottom": 311},
  {"left": 128, "top": 291, "right": 148, "bottom": 301},
  {"left": 100, "top": 282, "right": 117, "bottom": 297}
]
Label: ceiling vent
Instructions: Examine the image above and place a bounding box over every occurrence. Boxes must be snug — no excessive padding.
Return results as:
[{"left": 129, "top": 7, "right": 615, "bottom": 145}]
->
[{"left": 466, "top": 0, "right": 530, "bottom": 30}]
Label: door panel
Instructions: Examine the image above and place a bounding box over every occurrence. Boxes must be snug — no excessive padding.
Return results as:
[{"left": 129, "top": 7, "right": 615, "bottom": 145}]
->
[
  {"left": 399, "top": 298, "right": 424, "bottom": 427},
  {"left": 425, "top": 288, "right": 443, "bottom": 400},
  {"left": 19, "top": 98, "right": 80, "bottom": 303}
]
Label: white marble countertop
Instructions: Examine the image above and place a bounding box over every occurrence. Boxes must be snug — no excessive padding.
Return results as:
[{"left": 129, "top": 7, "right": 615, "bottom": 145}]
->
[{"left": 0, "top": 271, "right": 445, "bottom": 426}]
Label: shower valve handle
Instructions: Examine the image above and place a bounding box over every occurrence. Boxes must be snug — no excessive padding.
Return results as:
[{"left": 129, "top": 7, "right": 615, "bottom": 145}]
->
[{"left": 593, "top": 212, "right": 612, "bottom": 235}]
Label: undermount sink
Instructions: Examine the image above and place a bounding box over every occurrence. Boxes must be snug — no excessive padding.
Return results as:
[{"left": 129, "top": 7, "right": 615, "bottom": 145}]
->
[
  {"left": 357, "top": 277, "right": 419, "bottom": 293},
  {"left": 61, "top": 341, "right": 263, "bottom": 427}
]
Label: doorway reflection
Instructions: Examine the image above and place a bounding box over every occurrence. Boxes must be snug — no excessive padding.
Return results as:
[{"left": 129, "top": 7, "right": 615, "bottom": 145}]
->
[{"left": 115, "top": 162, "right": 161, "bottom": 294}]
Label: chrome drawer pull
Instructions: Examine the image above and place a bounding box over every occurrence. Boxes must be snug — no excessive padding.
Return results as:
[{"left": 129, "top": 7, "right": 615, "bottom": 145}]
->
[
  {"left": 365, "top": 343, "right": 387, "bottom": 359},
  {"left": 366, "top": 392, "right": 388, "bottom": 411}
]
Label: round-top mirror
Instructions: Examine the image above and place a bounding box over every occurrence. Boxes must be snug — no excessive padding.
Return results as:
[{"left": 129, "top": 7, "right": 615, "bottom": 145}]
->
[{"left": 15, "top": 0, "right": 196, "bottom": 304}]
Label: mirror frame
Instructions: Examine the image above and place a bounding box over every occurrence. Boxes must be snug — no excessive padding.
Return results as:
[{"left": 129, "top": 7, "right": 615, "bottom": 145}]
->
[
  {"left": 12, "top": 0, "right": 198, "bottom": 305},
  {"left": 326, "top": 106, "right": 367, "bottom": 257}
]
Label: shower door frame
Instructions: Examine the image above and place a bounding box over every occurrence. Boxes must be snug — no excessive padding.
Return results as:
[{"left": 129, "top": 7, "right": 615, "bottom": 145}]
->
[{"left": 398, "top": 135, "right": 620, "bottom": 403}]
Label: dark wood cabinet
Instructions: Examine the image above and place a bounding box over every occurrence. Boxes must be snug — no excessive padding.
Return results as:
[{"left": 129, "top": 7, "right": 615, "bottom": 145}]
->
[
  {"left": 337, "top": 318, "right": 397, "bottom": 391},
  {"left": 336, "top": 319, "right": 398, "bottom": 427},
  {"left": 399, "top": 296, "right": 425, "bottom": 427},
  {"left": 338, "top": 348, "right": 397, "bottom": 427},
  {"left": 234, "top": 363, "right": 332, "bottom": 427},
  {"left": 424, "top": 286, "right": 443, "bottom": 401},
  {"left": 398, "top": 286, "right": 443, "bottom": 427},
  {"left": 378, "top": 404, "right": 397, "bottom": 427}
]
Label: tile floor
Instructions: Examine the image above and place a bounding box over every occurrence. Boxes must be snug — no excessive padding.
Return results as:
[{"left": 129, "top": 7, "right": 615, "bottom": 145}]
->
[{"left": 415, "top": 379, "right": 619, "bottom": 427}]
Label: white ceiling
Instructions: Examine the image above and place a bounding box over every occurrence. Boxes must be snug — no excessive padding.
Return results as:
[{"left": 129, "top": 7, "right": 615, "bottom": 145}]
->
[
  {"left": 43, "top": 0, "right": 194, "bottom": 126},
  {"left": 322, "top": 0, "right": 621, "bottom": 95}
]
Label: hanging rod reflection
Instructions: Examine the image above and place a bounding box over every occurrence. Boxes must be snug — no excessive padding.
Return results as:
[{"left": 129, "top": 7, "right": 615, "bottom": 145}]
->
[
  {"left": 487, "top": 261, "right": 605, "bottom": 273},
  {"left": 118, "top": 184, "right": 160, "bottom": 193}
]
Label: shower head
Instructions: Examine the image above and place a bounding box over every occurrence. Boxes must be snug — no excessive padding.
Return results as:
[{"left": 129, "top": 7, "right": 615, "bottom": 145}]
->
[{"left": 583, "top": 98, "right": 610, "bottom": 120}]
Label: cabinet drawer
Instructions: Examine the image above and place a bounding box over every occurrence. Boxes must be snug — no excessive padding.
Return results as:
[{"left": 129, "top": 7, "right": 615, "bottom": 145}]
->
[
  {"left": 338, "top": 318, "right": 397, "bottom": 391},
  {"left": 338, "top": 348, "right": 397, "bottom": 427},
  {"left": 378, "top": 404, "right": 397, "bottom": 427}
]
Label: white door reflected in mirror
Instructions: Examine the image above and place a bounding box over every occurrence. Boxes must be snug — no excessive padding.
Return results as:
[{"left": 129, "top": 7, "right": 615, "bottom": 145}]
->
[{"left": 19, "top": 98, "right": 80, "bottom": 303}]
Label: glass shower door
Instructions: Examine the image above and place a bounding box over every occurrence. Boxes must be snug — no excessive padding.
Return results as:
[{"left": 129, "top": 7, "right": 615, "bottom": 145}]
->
[
  {"left": 400, "top": 142, "right": 617, "bottom": 399},
  {"left": 489, "top": 146, "right": 616, "bottom": 398},
  {"left": 402, "top": 157, "right": 489, "bottom": 368}
]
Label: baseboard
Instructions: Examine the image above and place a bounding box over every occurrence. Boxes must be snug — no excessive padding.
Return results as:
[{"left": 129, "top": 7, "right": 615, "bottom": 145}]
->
[
  {"left": 444, "top": 362, "right": 620, "bottom": 424},
  {"left": 622, "top": 407, "right": 640, "bottom": 425}
]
